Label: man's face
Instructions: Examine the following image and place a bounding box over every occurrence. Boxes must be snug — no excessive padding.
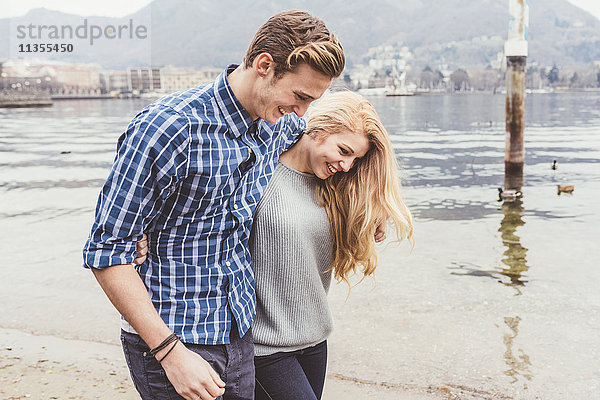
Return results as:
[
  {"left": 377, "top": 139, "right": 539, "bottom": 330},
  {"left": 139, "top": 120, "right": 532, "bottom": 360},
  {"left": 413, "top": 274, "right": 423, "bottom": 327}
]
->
[{"left": 255, "top": 63, "right": 333, "bottom": 123}]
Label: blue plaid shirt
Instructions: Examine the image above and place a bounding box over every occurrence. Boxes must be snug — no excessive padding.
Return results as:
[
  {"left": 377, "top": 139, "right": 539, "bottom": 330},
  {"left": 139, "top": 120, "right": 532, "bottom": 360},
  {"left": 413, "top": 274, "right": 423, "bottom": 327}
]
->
[{"left": 83, "top": 66, "right": 305, "bottom": 344}]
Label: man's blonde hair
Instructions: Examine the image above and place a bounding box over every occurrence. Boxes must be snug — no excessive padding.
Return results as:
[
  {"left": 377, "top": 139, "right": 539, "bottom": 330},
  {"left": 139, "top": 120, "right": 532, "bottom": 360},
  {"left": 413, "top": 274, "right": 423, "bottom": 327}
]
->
[
  {"left": 307, "top": 91, "right": 414, "bottom": 286},
  {"left": 244, "top": 10, "right": 345, "bottom": 78}
]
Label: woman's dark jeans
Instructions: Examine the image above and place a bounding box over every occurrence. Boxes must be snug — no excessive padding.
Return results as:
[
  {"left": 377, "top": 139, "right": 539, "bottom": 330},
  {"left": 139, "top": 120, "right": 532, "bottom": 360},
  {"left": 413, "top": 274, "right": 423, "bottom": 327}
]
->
[{"left": 254, "top": 341, "right": 327, "bottom": 400}]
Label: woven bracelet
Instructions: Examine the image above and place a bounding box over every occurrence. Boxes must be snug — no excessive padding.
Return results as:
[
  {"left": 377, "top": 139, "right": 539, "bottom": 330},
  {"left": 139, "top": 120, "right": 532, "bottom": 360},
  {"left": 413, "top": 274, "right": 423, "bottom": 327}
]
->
[
  {"left": 158, "top": 340, "right": 179, "bottom": 363},
  {"left": 143, "top": 332, "right": 179, "bottom": 357}
]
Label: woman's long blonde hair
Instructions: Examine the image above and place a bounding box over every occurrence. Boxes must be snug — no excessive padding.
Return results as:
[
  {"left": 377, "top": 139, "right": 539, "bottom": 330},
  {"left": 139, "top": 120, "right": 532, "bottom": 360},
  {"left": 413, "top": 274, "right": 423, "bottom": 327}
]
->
[{"left": 306, "top": 91, "right": 414, "bottom": 286}]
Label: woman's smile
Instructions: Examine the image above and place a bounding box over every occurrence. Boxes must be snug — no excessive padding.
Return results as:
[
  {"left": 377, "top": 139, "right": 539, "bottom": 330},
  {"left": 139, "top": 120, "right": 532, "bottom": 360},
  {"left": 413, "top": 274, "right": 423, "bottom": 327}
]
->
[{"left": 326, "top": 162, "right": 338, "bottom": 175}]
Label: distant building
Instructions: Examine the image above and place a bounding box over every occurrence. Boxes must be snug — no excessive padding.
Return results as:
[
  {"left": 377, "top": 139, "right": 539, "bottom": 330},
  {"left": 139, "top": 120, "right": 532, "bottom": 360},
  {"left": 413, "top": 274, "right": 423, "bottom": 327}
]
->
[
  {"left": 344, "top": 42, "right": 416, "bottom": 91},
  {"left": 0, "top": 59, "right": 102, "bottom": 95},
  {"left": 366, "top": 43, "right": 413, "bottom": 72},
  {"left": 128, "top": 67, "right": 161, "bottom": 92},
  {"left": 160, "top": 66, "right": 221, "bottom": 92},
  {"left": 52, "top": 64, "right": 101, "bottom": 94},
  {"left": 102, "top": 71, "right": 129, "bottom": 94}
]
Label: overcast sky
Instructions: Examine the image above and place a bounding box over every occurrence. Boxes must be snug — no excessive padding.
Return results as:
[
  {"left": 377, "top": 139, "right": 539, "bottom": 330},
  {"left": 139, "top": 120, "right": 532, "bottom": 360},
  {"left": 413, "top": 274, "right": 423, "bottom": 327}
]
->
[
  {"left": 2, "top": 0, "right": 600, "bottom": 20},
  {"left": 567, "top": 0, "right": 600, "bottom": 20},
  {"left": 2, "top": 0, "right": 153, "bottom": 18}
]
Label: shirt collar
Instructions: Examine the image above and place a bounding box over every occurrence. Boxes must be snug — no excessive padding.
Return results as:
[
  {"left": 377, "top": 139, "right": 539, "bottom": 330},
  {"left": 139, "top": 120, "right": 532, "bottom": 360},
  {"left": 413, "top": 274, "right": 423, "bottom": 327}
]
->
[{"left": 213, "top": 64, "right": 255, "bottom": 139}]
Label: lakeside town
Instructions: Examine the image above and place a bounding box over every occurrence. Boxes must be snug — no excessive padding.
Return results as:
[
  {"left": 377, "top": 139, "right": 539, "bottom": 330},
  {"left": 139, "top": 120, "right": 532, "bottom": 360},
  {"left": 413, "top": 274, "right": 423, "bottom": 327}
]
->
[{"left": 2, "top": 42, "right": 600, "bottom": 107}]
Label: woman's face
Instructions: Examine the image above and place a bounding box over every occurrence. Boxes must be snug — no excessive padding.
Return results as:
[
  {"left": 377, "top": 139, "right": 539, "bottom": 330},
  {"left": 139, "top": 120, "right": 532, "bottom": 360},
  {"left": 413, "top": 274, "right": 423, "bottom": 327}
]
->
[{"left": 307, "top": 130, "right": 370, "bottom": 179}]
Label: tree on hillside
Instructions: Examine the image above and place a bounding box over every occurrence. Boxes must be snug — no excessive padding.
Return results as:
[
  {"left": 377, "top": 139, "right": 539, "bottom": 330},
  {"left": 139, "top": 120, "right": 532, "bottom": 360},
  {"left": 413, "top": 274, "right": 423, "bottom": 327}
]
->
[
  {"left": 576, "top": 69, "right": 599, "bottom": 88},
  {"left": 548, "top": 64, "right": 560, "bottom": 84},
  {"left": 419, "top": 67, "right": 446, "bottom": 90},
  {"left": 469, "top": 68, "right": 498, "bottom": 91},
  {"left": 450, "top": 69, "right": 470, "bottom": 91},
  {"left": 420, "top": 70, "right": 435, "bottom": 89},
  {"left": 0, "top": 61, "right": 5, "bottom": 90},
  {"left": 570, "top": 72, "right": 579, "bottom": 87}
]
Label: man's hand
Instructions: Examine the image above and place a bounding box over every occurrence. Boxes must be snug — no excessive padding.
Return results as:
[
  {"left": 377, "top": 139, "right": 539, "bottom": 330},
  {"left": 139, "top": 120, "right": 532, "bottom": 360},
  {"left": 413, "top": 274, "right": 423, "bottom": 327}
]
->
[
  {"left": 374, "top": 219, "right": 387, "bottom": 243},
  {"left": 132, "top": 235, "right": 224, "bottom": 399},
  {"left": 133, "top": 234, "right": 148, "bottom": 265},
  {"left": 159, "top": 342, "right": 226, "bottom": 400},
  {"left": 92, "top": 264, "right": 225, "bottom": 400}
]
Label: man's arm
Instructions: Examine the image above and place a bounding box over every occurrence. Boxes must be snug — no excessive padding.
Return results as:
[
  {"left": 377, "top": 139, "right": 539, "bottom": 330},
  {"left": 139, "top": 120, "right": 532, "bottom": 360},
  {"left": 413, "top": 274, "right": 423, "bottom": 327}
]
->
[
  {"left": 84, "top": 107, "right": 225, "bottom": 400},
  {"left": 92, "top": 265, "right": 225, "bottom": 400}
]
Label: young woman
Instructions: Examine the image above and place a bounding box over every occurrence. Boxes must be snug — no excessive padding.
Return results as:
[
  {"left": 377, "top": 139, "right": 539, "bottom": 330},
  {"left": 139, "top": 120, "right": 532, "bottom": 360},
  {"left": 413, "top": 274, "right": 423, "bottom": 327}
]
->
[
  {"left": 134, "top": 92, "right": 412, "bottom": 400},
  {"left": 250, "top": 91, "right": 414, "bottom": 400}
]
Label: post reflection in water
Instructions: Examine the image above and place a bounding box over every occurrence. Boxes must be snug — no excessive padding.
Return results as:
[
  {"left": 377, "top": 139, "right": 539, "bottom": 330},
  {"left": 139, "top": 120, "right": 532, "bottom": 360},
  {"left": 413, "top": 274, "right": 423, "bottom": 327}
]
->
[
  {"left": 503, "top": 316, "right": 533, "bottom": 384},
  {"left": 499, "top": 198, "right": 533, "bottom": 385},
  {"left": 498, "top": 198, "right": 529, "bottom": 293}
]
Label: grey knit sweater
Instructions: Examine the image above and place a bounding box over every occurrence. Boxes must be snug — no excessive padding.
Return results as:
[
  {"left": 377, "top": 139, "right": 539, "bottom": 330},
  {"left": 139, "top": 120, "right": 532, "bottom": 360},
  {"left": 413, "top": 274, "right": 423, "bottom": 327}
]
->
[{"left": 250, "top": 161, "right": 334, "bottom": 356}]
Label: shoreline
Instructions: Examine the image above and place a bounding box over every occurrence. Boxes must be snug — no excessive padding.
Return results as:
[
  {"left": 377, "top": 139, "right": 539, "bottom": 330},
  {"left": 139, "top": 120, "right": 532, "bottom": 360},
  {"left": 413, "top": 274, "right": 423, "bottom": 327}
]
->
[
  {"left": 0, "top": 327, "right": 472, "bottom": 400},
  {"left": 0, "top": 327, "right": 136, "bottom": 400},
  {"left": 2, "top": 94, "right": 598, "bottom": 400},
  {"left": 0, "top": 87, "right": 596, "bottom": 108}
]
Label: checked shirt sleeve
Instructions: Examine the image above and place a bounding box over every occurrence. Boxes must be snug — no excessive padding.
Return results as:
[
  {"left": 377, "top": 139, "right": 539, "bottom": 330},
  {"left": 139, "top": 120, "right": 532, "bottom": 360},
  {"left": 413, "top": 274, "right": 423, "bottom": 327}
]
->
[
  {"left": 83, "top": 105, "right": 191, "bottom": 269},
  {"left": 272, "top": 113, "right": 307, "bottom": 154}
]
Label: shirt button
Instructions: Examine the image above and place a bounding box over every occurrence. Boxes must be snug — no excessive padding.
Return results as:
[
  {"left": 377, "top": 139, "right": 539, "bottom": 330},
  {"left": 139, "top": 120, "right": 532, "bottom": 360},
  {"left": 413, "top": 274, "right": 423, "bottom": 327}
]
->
[
  {"left": 226, "top": 261, "right": 231, "bottom": 267},
  {"left": 233, "top": 204, "right": 238, "bottom": 210}
]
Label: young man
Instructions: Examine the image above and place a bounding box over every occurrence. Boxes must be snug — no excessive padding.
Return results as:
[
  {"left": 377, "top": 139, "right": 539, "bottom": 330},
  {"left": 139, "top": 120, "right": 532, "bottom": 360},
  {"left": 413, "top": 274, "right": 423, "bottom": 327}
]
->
[{"left": 82, "top": 10, "right": 344, "bottom": 400}]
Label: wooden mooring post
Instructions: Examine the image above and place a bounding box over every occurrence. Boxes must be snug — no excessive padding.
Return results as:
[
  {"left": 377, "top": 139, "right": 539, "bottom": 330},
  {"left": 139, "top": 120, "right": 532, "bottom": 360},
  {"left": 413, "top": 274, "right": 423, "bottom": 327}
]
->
[{"left": 504, "top": 0, "right": 529, "bottom": 191}]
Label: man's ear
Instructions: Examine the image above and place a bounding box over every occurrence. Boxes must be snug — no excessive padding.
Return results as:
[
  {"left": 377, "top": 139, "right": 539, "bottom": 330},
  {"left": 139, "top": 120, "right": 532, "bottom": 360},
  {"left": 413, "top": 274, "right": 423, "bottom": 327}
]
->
[{"left": 254, "top": 53, "right": 275, "bottom": 77}]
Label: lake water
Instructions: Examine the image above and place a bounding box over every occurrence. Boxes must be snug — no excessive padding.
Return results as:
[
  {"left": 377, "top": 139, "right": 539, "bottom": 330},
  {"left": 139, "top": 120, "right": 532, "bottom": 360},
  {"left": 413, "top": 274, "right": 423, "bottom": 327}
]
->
[{"left": 0, "top": 92, "right": 599, "bottom": 399}]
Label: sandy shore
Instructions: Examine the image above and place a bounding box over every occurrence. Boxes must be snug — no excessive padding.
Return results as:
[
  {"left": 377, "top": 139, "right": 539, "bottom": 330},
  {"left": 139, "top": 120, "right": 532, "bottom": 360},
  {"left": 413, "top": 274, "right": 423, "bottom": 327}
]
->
[
  {"left": 0, "top": 328, "right": 455, "bottom": 400},
  {"left": 0, "top": 328, "right": 135, "bottom": 400},
  {"left": 2, "top": 184, "right": 598, "bottom": 399}
]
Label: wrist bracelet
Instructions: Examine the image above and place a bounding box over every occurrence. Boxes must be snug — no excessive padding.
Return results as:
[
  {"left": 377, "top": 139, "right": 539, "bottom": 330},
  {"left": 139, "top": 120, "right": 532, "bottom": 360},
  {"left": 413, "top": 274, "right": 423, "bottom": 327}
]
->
[
  {"left": 158, "top": 340, "right": 179, "bottom": 363},
  {"left": 143, "top": 332, "right": 179, "bottom": 357}
]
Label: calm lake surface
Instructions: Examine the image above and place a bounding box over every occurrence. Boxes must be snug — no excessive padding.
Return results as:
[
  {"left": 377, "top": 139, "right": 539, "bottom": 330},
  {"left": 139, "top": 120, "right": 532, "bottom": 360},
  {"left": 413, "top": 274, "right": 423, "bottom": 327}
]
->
[{"left": 1, "top": 92, "right": 598, "bottom": 399}]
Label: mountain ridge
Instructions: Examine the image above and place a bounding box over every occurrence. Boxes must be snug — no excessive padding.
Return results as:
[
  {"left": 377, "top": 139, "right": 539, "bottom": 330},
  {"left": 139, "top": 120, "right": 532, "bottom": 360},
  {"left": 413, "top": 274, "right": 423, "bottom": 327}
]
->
[{"left": 1, "top": 0, "right": 599, "bottom": 70}]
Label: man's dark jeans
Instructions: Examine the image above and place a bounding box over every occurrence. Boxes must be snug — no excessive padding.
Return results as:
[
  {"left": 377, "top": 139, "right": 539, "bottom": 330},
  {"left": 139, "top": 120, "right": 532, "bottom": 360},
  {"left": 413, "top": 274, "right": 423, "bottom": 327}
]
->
[
  {"left": 254, "top": 340, "right": 328, "bottom": 400},
  {"left": 121, "top": 325, "right": 254, "bottom": 400}
]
